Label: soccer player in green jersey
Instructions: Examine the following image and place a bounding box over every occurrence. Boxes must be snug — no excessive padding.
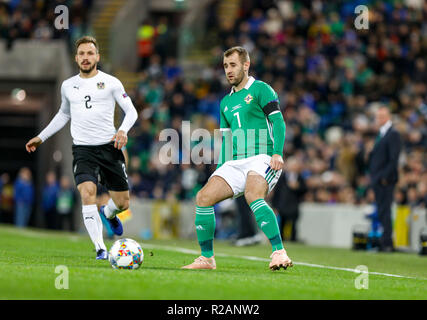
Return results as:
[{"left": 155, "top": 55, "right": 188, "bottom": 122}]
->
[{"left": 182, "top": 46, "right": 293, "bottom": 271}]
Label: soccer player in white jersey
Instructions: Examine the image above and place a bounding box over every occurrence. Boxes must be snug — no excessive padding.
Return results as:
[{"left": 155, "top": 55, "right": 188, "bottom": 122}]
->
[{"left": 25, "top": 36, "right": 138, "bottom": 260}]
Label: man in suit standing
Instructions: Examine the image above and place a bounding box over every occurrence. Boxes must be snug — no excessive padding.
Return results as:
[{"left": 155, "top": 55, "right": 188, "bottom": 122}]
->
[
  {"left": 368, "top": 106, "right": 401, "bottom": 252},
  {"left": 272, "top": 157, "right": 307, "bottom": 242}
]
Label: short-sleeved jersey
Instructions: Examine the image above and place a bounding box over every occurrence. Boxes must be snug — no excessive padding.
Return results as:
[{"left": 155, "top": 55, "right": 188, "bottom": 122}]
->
[{"left": 219, "top": 76, "right": 281, "bottom": 160}]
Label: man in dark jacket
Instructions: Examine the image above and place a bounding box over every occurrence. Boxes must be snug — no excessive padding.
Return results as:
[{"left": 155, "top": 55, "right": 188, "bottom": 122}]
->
[
  {"left": 368, "top": 106, "right": 401, "bottom": 252},
  {"left": 272, "top": 157, "right": 307, "bottom": 242}
]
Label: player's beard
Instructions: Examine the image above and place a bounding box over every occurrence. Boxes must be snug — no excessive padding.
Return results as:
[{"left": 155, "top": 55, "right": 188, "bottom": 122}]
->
[
  {"left": 79, "top": 61, "right": 97, "bottom": 74},
  {"left": 227, "top": 66, "right": 245, "bottom": 87}
]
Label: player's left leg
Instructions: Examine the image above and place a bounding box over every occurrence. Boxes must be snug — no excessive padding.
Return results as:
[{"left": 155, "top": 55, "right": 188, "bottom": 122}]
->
[
  {"left": 104, "top": 190, "right": 130, "bottom": 216},
  {"left": 245, "top": 171, "right": 293, "bottom": 270},
  {"left": 99, "top": 190, "right": 129, "bottom": 236},
  {"left": 244, "top": 172, "right": 282, "bottom": 251},
  {"left": 96, "top": 184, "right": 114, "bottom": 239},
  {"left": 97, "top": 143, "right": 130, "bottom": 236}
]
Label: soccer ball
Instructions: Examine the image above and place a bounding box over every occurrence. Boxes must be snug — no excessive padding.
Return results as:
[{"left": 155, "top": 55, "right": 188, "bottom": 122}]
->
[{"left": 108, "top": 238, "right": 144, "bottom": 269}]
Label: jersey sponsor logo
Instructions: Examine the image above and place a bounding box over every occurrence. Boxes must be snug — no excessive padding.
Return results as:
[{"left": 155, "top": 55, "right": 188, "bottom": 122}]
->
[
  {"left": 97, "top": 82, "right": 105, "bottom": 89},
  {"left": 244, "top": 94, "right": 253, "bottom": 104},
  {"left": 260, "top": 221, "right": 269, "bottom": 227},
  {"left": 224, "top": 106, "right": 228, "bottom": 112},
  {"left": 231, "top": 104, "right": 242, "bottom": 112},
  {"left": 73, "top": 85, "right": 79, "bottom": 90}
]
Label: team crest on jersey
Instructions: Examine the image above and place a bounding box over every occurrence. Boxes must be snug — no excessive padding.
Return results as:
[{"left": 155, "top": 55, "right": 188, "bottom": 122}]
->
[
  {"left": 244, "top": 94, "right": 253, "bottom": 104},
  {"left": 97, "top": 82, "right": 105, "bottom": 89}
]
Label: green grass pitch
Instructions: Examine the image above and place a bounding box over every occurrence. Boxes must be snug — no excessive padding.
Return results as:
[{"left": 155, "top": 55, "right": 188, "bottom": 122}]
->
[{"left": 0, "top": 225, "right": 426, "bottom": 300}]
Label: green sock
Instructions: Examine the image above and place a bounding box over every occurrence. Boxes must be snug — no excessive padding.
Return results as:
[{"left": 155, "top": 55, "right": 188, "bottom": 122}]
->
[
  {"left": 195, "top": 206, "right": 216, "bottom": 258},
  {"left": 250, "top": 199, "right": 284, "bottom": 252}
]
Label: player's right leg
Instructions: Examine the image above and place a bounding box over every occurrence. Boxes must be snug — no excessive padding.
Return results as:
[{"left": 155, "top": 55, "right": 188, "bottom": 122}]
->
[
  {"left": 182, "top": 176, "right": 234, "bottom": 270},
  {"left": 72, "top": 144, "right": 108, "bottom": 259},
  {"left": 77, "top": 181, "right": 108, "bottom": 259}
]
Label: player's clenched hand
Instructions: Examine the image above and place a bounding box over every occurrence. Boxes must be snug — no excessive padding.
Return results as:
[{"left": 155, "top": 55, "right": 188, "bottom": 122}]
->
[
  {"left": 111, "top": 130, "right": 127, "bottom": 149},
  {"left": 25, "top": 137, "right": 42, "bottom": 153},
  {"left": 270, "top": 154, "right": 284, "bottom": 171}
]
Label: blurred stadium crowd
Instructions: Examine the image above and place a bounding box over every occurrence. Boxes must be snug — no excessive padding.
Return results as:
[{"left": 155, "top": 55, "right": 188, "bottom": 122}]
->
[
  {"left": 1, "top": 0, "right": 427, "bottom": 230},
  {"left": 128, "top": 0, "right": 427, "bottom": 209},
  {"left": 0, "top": 0, "right": 93, "bottom": 49}
]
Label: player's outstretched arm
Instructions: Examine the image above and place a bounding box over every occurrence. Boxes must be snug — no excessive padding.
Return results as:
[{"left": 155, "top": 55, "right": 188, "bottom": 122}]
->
[
  {"left": 25, "top": 136, "right": 42, "bottom": 153},
  {"left": 27, "top": 83, "right": 71, "bottom": 152}
]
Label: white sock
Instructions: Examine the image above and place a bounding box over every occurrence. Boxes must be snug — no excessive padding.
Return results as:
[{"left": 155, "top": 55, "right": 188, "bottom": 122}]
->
[
  {"left": 82, "top": 204, "right": 106, "bottom": 251},
  {"left": 104, "top": 198, "right": 121, "bottom": 219}
]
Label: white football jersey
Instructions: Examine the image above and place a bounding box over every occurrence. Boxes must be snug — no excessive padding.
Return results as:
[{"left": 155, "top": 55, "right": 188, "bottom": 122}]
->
[{"left": 38, "top": 70, "right": 138, "bottom": 146}]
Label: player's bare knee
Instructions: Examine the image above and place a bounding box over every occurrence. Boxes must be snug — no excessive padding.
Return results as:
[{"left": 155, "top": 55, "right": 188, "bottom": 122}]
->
[
  {"left": 117, "top": 198, "right": 129, "bottom": 211},
  {"left": 244, "top": 190, "right": 262, "bottom": 205},
  {"left": 196, "top": 190, "right": 212, "bottom": 207},
  {"left": 80, "top": 187, "right": 96, "bottom": 204}
]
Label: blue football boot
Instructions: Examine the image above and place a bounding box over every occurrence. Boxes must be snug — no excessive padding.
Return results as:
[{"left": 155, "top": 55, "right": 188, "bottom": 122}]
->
[
  {"left": 96, "top": 249, "right": 108, "bottom": 260},
  {"left": 100, "top": 205, "right": 123, "bottom": 236}
]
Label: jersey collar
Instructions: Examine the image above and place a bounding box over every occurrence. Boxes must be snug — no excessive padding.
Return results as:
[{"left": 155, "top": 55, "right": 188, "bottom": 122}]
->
[
  {"left": 78, "top": 69, "right": 101, "bottom": 80},
  {"left": 229, "top": 76, "right": 255, "bottom": 96}
]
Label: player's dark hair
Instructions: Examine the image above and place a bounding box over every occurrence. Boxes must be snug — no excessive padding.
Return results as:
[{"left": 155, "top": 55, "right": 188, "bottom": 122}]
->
[
  {"left": 75, "top": 36, "right": 99, "bottom": 53},
  {"left": 224, "top": 46, "right": 250, "bottom": 64}
]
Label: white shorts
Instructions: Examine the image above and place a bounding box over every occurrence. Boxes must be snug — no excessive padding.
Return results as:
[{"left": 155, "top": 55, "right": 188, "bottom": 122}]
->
[{"left": 210, "top": 154, "right": 282, "bottom": 198}]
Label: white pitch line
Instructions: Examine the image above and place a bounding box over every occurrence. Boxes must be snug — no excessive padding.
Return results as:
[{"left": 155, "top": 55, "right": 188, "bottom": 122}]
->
[{"left": 142, "top": 243, "right": 425, "bottom": 280}]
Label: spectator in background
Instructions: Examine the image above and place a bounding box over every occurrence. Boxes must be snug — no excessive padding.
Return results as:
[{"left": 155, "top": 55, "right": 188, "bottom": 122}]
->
[
  {"left": 368, "top": 106, "right": 402, "bottom": 252},
  {"left": 272, "top": 157, "right": 307, "bottom": 242},
  {"left": 32, "top": 19, "right": 54, "bottom": 40},
  {"left": 129, "top": 171, "right": 149, "bottom": 198},
  {"left": 154, "top": 16, "right": 171, "bottom": 64},
  {"left": 42, "top": 171, "right": 59, "bottom": 229},
  {"left": 69, "top": 16, "right": 93, "bottom": 49},
  {"left": 417, "top": 181, "right": 427, "bottom": 208},
  {"left": 13, "top": 167, "right": 34, "bottom": 228},
  {"left": 0, "top": 0, "right": 93, "bottom": 50},
  {"left": 0, "top": 173, "right": 14, "bottom": 224},
  {"left": 146, "top": 54, "right": 163, "bottom": 80},
  {"left": 56, "top": 175, "right": 76, "bottom": 232},
  {"left": 137, "top": 18, "right": 157, "bottom": 71},
  {"left": 163, "top": 57, "right": 182, "bottom": 81}
]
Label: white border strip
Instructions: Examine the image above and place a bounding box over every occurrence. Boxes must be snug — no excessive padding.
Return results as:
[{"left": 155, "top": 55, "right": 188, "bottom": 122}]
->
[{"left": 143, "top": 244, "right": 425, "bottom": 280}]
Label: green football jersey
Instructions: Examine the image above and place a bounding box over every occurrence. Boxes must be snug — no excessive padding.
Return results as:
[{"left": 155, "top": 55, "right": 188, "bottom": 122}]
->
[{"left": 219, "top": 76, "right": 285, "bottom": 163}]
